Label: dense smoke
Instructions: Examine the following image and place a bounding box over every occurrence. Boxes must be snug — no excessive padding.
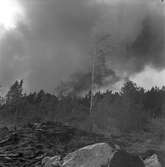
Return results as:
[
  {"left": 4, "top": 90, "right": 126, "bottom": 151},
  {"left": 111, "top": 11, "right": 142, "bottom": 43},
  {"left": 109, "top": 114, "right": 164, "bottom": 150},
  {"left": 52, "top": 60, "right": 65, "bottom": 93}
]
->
[{"left": 0, "top": 0, "right": 164, "bottom": 94}]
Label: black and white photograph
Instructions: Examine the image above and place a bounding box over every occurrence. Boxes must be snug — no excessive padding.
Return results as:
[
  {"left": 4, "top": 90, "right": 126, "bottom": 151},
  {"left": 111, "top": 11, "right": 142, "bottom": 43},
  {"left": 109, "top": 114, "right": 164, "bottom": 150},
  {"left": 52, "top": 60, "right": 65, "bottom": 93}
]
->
[{"left": 0, "top": 0, "right": 164, "bottom": 166}]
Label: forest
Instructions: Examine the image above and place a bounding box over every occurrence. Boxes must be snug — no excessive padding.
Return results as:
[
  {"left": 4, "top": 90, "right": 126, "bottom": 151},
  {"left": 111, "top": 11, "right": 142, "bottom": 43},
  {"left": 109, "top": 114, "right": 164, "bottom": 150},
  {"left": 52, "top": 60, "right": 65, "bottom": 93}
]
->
[{"left": 0, "top": 79, "right": 165, "bottom": 136}]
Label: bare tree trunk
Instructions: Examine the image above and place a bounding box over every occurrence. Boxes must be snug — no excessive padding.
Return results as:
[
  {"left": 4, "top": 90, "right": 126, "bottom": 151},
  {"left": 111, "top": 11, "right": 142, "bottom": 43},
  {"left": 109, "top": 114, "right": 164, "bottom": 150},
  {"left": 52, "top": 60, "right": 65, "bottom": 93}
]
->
[
  {"left": 90, "top": 54, "right": 95, "bottom": 114},
  {"left": 89, "top": 48, "right": 96, "bottom": 132}
]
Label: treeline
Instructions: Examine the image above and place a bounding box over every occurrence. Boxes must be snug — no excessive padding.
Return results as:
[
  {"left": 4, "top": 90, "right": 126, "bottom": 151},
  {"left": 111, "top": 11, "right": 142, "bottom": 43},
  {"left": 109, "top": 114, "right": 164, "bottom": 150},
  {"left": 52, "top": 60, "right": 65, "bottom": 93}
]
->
[{"left": 0, "top": 80, "right": 165, "bottom": 134}]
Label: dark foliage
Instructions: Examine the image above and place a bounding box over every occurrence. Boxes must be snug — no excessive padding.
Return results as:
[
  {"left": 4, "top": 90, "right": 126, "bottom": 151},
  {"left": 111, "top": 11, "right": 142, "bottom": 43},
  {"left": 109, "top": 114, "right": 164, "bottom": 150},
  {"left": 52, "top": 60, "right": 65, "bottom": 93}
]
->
[{"left": 0, "top": 80, "right": 165, "bottom": 133}]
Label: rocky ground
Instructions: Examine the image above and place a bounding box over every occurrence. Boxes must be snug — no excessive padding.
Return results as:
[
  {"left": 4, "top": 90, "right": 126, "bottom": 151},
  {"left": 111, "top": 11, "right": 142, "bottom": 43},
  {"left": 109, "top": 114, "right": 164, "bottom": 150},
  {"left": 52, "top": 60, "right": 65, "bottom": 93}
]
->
[
  {"left": 0, "top": 122, "right": 118, "bottom": 167},
  {"left": 0, "top": 121, "right": 164, "bottom": 167}
]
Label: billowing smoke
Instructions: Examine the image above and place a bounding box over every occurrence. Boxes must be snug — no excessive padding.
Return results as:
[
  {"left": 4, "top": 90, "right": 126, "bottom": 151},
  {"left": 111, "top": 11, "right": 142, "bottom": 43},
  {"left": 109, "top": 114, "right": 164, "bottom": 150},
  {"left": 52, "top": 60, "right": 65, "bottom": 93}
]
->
[{"left": 0, "top": 0, "right": 164, "bottom": 94}]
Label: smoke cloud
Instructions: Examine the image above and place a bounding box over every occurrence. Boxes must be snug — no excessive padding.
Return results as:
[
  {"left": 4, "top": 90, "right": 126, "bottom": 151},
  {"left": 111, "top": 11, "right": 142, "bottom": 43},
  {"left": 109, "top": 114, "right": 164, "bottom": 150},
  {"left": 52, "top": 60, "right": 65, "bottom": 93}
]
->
[{"left": 0, "top": 0, "right": 164, "bottom": 94}]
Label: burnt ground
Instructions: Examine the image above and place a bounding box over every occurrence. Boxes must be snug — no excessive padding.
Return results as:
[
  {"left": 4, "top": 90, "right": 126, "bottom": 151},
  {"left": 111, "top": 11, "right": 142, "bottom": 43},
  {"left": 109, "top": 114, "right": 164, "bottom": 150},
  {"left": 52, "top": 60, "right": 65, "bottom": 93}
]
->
[{"left": 0, "top": 122, "right": 118, "bottom": 167}]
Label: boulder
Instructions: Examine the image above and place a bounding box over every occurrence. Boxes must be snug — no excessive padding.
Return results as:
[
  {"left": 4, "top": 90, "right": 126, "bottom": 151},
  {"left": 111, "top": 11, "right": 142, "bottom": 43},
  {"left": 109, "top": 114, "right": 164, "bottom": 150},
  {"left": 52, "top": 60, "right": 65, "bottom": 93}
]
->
[
  {"left": 42, "top": 155, "right": 61, "bottom": 167},
  {"left": 144, "top": 154, "right": 162, "bottom": 167},
  {"left": 141, "top": 150, "right": 164, "bottom": 167},
  {"left": 110, "top": 150, "right": 145, "bottom": 167},
  {"left": 62, "top": 143, "right": 114, "bottom": 167}
]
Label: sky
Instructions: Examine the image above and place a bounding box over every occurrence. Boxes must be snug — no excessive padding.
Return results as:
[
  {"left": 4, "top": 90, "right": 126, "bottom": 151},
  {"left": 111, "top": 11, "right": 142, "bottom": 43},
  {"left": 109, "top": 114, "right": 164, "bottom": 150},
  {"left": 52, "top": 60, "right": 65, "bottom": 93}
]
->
[{"left": 0, "top": 0, "right": 164, "bottom": 94}]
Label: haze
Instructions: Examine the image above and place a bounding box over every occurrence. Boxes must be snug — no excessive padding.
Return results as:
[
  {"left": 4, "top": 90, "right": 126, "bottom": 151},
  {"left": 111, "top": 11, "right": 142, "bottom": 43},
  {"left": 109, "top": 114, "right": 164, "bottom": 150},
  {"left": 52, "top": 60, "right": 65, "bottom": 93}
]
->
[{"left": 0, "top": 0, "right": 164, "bottom": 94}]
